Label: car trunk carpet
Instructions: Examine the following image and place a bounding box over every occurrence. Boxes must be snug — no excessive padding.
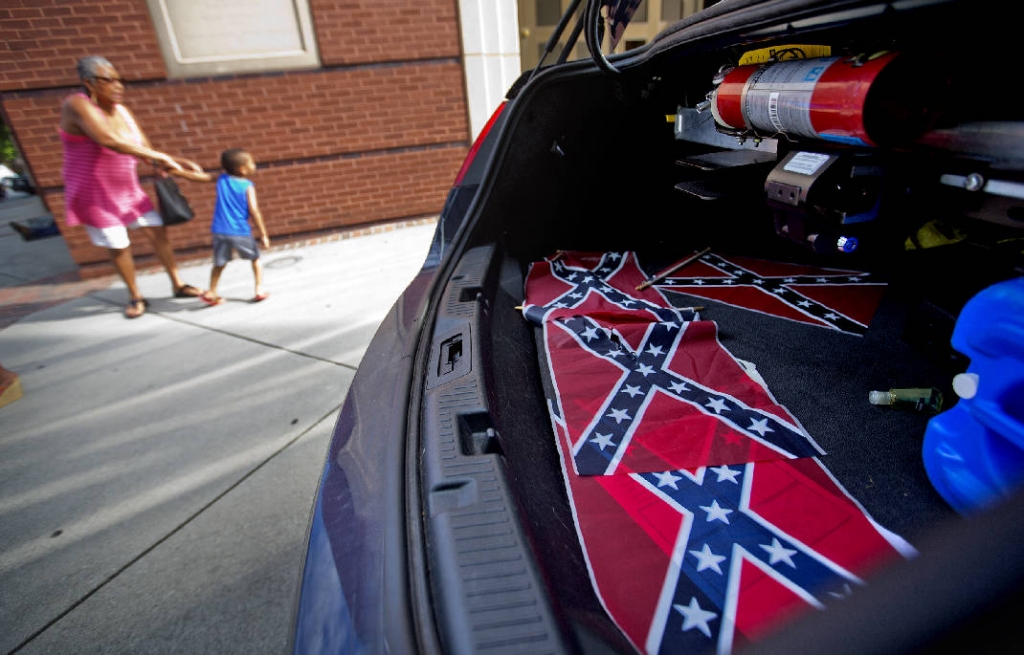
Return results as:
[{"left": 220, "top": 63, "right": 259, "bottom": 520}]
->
[{"left": 522, "top": 249, "right": 951, "bottom": 655}]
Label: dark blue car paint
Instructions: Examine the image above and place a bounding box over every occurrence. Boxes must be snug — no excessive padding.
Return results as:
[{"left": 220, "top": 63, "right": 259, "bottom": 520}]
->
[
  {"left": 291, "top": 102, "right": 506, "bottom": 651},
  {"left": 291, "top": 270, "right": 434, "bottom": 654}
]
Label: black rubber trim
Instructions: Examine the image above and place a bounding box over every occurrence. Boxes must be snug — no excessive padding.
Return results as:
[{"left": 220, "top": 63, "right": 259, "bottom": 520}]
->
[{"left": 420, "top": 244, "right": 570, "bottom": 654}]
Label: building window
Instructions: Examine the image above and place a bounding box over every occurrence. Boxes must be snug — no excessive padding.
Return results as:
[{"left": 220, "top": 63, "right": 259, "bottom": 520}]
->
[
  {"left": 662, "top": 0, "right": 683, "bottom": 22},
  {"left": 536, "top": 0, "right": 561, "bottom": 26},
  {"left": 145, "top": 0, "right": 320, "bottom": 78},
  {"left": 632, "top": 0, "right": 648, "bottom": 23}
]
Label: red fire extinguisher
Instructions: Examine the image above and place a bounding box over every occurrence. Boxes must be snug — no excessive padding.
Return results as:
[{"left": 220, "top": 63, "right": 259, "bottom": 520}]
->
[{"left": 709, "top": 52, "right": 943, "bottom": 147}]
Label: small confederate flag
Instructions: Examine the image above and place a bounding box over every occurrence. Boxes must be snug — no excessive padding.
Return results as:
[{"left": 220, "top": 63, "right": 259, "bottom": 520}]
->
[
  {"left": 523, "top": 251, "right": 691, "bottom": 328},
  {"left": 524, "top": 250, "right": 912, "bottom": 654},
  {"left": 652, "top": 251, "right": 886, "bottom": 336}
]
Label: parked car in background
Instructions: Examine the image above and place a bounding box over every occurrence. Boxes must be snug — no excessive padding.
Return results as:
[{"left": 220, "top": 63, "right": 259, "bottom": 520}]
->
[
  {"left": 0, "top": 164, "right": 11, "bottom": 198},
  {"left": 292, "top": 1, "right": 1024, "bottom": 653},
  {"left": 0, "top": 171, "right": 35, "bottom": 196},
  {"left": 9, "top": 175, "right": 35, "bottom": 194}
]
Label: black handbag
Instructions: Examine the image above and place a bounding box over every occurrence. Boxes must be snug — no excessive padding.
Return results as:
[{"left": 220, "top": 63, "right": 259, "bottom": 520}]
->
[{"left": 154, "top": 176, "right": 195, "bottom": 226}]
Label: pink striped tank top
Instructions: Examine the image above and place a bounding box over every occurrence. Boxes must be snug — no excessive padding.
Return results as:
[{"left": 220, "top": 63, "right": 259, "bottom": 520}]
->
[{"left": 60, "top": 94, "right": 154, "bottom": 228}]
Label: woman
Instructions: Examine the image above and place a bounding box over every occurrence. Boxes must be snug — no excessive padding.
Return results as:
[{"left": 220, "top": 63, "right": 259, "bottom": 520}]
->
[{"left": 59, "top": 55, "right": 205, "bottom": 318}]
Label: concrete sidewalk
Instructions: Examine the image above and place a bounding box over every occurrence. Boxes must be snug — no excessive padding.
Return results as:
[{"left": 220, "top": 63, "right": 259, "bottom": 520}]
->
[
  {"left": 0, "top": 193, "right": 107, "bottom": 331},
  {"left": 0, "top": 218, "right": 437, "bottom": 654}
]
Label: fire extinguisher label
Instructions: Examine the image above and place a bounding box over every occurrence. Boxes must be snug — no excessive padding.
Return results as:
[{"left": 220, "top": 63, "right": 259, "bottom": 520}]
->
[
  {"left": 767, "top": 92, "right": 784, "bottom": 133},
  {"left": 742, "top": 57, "right": 841, "bottom": 139},
  {"left": 784, "top": 151, "right": 831, "bottom": 175}
]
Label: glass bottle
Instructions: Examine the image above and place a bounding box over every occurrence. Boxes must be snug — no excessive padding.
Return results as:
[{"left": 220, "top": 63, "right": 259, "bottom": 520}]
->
[{"left": 868, "top": 387, "right": 944, "bottom": 413}]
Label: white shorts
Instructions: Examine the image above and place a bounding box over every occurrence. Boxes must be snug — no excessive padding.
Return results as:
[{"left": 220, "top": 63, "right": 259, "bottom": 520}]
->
[{"left": 84, "top": 210, "right": 163, "bottom": 249}]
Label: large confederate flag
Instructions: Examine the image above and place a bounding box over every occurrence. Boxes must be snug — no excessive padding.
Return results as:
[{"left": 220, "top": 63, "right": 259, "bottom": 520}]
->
[{"left": 524, "top": 250, "right": 910, "bottom": 654}]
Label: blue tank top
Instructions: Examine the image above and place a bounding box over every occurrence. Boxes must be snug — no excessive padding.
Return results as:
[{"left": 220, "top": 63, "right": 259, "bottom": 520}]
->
[{"left": 211, "top": 174, "right": 253, "bottom": 236}]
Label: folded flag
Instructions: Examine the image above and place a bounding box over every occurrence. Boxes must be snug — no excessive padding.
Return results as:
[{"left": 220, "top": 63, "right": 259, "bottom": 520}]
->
[
  {"left": 524, "top": 250, "right": 912, "bottom": 654},
  {"left": 523, "top": 251, "right": 695, "bottom": 327}
]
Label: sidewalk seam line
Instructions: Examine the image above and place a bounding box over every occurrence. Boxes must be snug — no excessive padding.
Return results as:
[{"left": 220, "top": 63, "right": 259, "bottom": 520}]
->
[
  {"left": 92, "top": 295, "right": 360, "bottom": 371},
  {"left": 6, "top": 401, "right": 344, "bottom": 655}
]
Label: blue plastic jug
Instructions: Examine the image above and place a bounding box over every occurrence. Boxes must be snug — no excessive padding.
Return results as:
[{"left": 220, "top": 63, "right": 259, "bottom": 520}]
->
[{"left": 922, "top": 276, "right": 1024, "bottom": 514}]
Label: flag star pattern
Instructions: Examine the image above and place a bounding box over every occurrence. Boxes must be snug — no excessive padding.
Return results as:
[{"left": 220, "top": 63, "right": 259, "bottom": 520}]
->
[
  {"left": 552, "top": 416, "right": 915, "bottom": 654},
  {"left": 524, "top": 250, "right": 913, "bottom": 654},
  {"left": 523, "top": 251, "right": 698, "bottom": 327},
  {"left": 544, "top": 311, "right": 823, "bottom": 476},
  {"left": 654, "top": 252, "right": 887, "bottom": 335}
]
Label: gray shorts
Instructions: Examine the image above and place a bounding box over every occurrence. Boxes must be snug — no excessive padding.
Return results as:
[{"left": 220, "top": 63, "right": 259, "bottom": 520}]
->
[{"left": 212, "top": 234, "right": 259, "bottom": 267}]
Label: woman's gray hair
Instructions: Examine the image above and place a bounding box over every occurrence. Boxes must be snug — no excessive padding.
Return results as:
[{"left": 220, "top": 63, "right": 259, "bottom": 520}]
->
[{"left": 76, "top": 56, "right": 113, "bottom": 81}]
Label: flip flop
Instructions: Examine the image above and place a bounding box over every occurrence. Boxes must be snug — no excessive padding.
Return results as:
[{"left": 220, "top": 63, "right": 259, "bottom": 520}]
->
[
  {"left": 200, "top": 292, "right": 225, "bottom": 306},
  {"left": 251, "top": 292, "right": 270, "bottom": 303},
  {"left": 124, "top": 298, "right": 147, "bottom": 319},
  {"left": 174, "top": 284, "right": 203, "bottom": 298}
]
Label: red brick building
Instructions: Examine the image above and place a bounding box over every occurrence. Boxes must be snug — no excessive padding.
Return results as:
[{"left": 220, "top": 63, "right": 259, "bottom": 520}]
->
[{"left": 0, "top": 0, "right": 471, "bottom": 277}]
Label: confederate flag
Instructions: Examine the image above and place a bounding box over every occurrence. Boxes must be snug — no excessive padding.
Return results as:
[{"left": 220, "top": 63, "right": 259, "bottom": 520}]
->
[
  {"left": 551, "top": 419, "right": 915, "bottom": 654},
  {"left": 524, "top": 250, "right": 912, "bottom": 654},
  {"left": 525, "top": 251, "right": 824, "bottom": 476},
  {"left": 652, "top": 251, "right": 886, "bottom": 336}
]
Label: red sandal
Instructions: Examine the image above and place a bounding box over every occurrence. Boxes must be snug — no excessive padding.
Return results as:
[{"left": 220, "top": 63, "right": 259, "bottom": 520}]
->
[{"left": 200, "top": 292, "right": 225, "bottom": 306}]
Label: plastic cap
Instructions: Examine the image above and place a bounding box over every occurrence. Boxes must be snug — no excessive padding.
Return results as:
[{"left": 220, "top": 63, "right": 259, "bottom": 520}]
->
[
  {"left": 837, "top": 236, "right": 859, "bottom": 253},
  {"left": 868, "top": 390, "right": 892, "bottom": 406},
  {"left": 952, "top": 372, "right": 980, "bottom": 399}
]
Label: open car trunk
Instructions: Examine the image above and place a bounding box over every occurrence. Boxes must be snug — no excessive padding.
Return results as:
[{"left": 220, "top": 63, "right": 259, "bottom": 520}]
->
[{"left": 413, "top": 2, "right": 1023, "bottom": 652}]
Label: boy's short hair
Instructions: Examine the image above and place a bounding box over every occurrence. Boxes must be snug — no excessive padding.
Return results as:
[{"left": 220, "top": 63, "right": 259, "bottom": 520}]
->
[{"left": 221, "top": 148, "right": 249, "bottom": 176}]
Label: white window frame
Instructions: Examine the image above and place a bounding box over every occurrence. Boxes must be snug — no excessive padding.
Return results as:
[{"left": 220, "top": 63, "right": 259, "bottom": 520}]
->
[{"left": 145, "top": 0, "right": 320, "bottom": 78}]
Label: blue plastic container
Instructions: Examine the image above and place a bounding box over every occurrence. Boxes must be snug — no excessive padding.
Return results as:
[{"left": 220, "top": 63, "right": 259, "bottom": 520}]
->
[{"left": 923, "top": 276, "right": 1024, "bottom": 514}]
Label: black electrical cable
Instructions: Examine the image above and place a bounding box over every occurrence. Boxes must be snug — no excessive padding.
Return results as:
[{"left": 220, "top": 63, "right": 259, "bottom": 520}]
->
[{"left": 585, "top": 0, "right": 620, "bottom": 75}]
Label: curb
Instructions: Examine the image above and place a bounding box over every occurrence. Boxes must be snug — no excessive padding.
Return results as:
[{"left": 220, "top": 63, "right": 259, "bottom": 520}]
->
[{"left": 0, "top": 217, "right": 438, "bottom": 331}]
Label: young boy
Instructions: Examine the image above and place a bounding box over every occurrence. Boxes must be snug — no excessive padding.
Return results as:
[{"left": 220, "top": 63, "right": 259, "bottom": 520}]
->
[{"left": 191, "top": 148, "right": 270, "bottom": 305}]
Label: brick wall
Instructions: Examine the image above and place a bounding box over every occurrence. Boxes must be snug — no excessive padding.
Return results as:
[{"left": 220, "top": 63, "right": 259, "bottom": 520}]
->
[
  {"left": 313, "top": 0, "right": 462, "bottom": 66},
  {"left": 0, "top": 0, "right": 469, "bottom": 277},
  {"left": 0, "top": 0, "right": 168, "bottom": 89}
]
